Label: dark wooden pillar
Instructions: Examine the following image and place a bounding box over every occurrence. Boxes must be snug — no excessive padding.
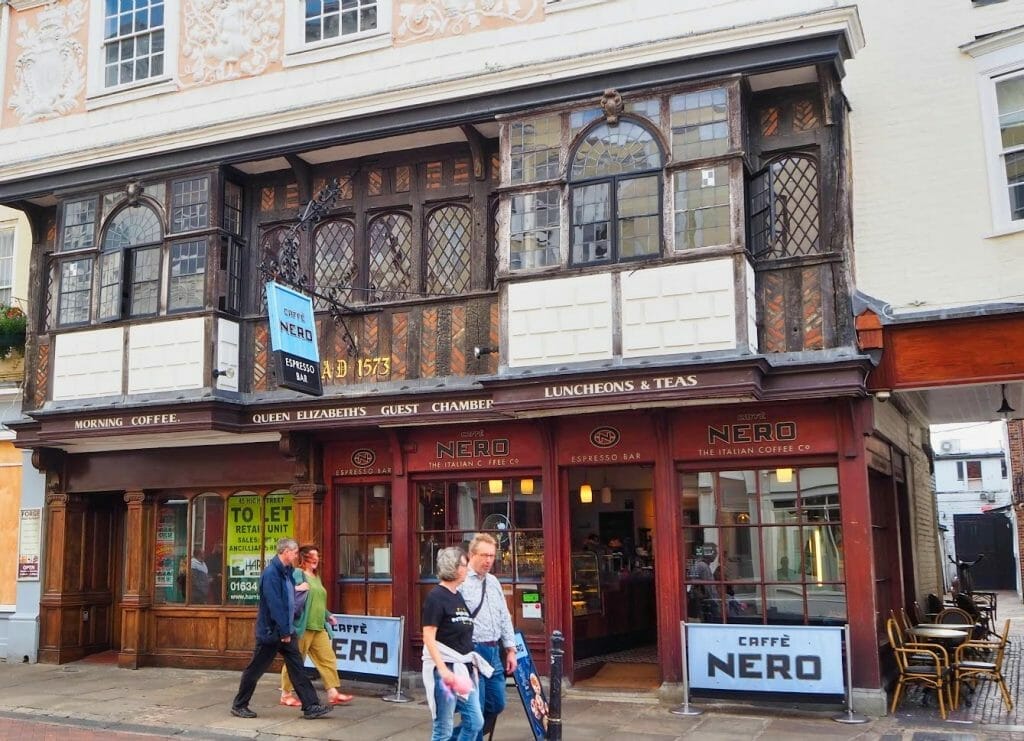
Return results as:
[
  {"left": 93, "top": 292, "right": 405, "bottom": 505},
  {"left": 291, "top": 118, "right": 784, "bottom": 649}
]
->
[
  {"left": 539, "top": 420, "right": 562, "bottom": 676},
  {"left": 838, "top": 399, "right": 881, "bottom": 690},
  {"left": 652, "top": 411, "right": 683, "bottom": 684},
  {"left": 119, "top": 490, "right": 152, "bottom": 669},
  {"left": 38, "top": 483, "right": 86, "bottom": 663},
  {"left": 291, "top": 483, "right": 325, "bottom": 548},
  {"left": 388, "top": 431, "right": 412, "bottom": 670}
]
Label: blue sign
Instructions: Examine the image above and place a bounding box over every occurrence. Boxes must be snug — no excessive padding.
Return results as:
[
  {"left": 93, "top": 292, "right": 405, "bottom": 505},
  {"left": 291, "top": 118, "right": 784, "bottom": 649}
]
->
[
  {"left": 511, "top": 631, "right": 548, "bottom": 740},
  {"left": 310, "top": 613, "right": 402, "bottom": 679},
  {"left": 265, "top": 282, "right": 322, "bottom": 395}
]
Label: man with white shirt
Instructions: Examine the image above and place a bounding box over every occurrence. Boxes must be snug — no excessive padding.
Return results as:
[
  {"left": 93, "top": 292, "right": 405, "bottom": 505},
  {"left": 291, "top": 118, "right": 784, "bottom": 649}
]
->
[{"left": 454, "top": 533, "right": 517, "bottom": 741}]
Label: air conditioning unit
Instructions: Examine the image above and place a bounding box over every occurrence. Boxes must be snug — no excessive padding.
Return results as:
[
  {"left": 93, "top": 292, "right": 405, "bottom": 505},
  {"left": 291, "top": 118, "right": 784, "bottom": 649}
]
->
[
  {"left": 980, "top": 491, "right": 996, "bottom": 502},
  {"left": 940, "top": 440, "right": 954, "bottom": 453}
]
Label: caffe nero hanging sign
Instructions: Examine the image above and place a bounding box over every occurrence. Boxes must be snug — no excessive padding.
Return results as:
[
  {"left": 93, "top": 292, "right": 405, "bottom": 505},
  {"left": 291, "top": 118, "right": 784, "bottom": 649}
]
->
[{"left": 265, "top": 281, "right": 323, "bottom": 396}]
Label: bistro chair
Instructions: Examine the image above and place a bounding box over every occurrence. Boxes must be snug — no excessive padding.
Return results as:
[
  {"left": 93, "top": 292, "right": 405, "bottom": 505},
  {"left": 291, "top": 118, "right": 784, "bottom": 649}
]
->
[
  {"left": 954, "top": 592, "right": 995, "bottom": 638},
  {"left": 887, "top": 617, "right": 953, "bottom": 719},
  {"left": 909, "top": 601, "right": 926, "bottom": 626},
  {"left": 954, "top": 619, "right": 1013, "bottom": 711},
  {"left": 937, "top": 606, "right": 986, "bottom": 640},
  {"left": 925, "top": 593, "right": 944, "bottom": 621}
]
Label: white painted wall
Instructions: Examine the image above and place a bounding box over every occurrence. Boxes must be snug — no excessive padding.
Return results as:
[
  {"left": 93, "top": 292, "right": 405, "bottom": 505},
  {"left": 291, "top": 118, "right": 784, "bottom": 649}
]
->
[
  {"left": 934, "top": 454, "right": 1008, "bottom": 494},
  {"left": 845, "top": 0, "right": 1024, "bottom": 315},
  {"left": 0, "top": 3, "right": 860, "bottom": 184}
]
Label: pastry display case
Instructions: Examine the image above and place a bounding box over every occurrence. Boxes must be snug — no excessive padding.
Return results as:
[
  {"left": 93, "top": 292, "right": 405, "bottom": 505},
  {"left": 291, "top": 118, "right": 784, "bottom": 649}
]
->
[{"left": 570, "top": 552, "right": 602, "bottom": 616}]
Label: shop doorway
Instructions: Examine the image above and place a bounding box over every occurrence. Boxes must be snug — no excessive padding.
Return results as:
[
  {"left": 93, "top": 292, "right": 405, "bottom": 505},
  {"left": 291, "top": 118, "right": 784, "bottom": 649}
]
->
[{"left": 567, "top": 465, "right": 658, "bottom": 689}]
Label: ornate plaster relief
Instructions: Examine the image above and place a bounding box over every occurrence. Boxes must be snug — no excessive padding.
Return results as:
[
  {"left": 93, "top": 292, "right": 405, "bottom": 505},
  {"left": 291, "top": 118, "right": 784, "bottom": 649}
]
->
[
  {"left": 8, "top": 1, "right": 86, "bottom": 123},
  {"left": 182, "top": 0, "right": 282, "bottom": 84},
  {"left": 396, "top": 0, "right": 540, "bottom": 44}
]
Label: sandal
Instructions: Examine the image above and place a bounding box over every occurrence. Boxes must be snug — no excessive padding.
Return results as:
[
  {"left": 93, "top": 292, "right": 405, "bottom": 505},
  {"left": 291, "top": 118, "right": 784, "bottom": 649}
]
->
[
  {"left": 279, "top": 693, "right": 302, "bottom": 707},
  {"left": 328, "top": 691, "right": 353, "bottom": 705}
]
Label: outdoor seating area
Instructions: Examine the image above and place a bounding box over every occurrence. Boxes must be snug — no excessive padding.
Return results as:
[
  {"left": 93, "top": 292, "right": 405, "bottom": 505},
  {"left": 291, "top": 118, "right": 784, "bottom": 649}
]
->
[{"left": 887, "top": 591, "right": 1021, "bottom": 724}]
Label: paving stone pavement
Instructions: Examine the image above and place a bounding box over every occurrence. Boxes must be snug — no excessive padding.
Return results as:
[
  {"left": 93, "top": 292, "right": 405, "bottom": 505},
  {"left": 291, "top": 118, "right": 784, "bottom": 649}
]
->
[{"left": 0, "top": 592, "right": 1021, "bottom": 740}]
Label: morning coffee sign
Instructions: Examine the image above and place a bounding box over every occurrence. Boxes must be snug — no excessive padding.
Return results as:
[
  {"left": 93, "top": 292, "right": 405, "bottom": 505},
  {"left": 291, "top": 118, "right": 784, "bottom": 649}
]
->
[{"left": 265, "top": 282, "right": 323, "bottom": 396}]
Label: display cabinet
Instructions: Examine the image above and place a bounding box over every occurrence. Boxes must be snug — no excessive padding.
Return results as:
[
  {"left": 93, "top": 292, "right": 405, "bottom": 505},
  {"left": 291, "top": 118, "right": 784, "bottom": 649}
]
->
[{"left": 570, "top": 552, "right": 602, "bottom": 616}]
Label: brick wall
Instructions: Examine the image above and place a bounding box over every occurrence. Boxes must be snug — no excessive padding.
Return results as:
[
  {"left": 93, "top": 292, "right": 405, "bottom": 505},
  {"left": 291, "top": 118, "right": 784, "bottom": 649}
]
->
[{"left": 1008, "top": 420, "right": 1024, "bottom": 590}]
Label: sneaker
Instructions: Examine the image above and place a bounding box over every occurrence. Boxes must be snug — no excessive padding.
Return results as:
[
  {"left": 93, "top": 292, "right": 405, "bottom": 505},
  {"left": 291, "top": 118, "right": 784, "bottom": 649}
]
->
[
  {"left": 230, "top": 706, "right": 257, "bottom": 719},
  {"left": 302, "top": 703, "right": 333, "bottom": 720}
]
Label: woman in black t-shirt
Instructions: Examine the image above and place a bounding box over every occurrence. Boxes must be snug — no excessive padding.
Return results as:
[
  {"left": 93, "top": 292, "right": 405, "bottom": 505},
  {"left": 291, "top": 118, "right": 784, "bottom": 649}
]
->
[{"left": 422, "top": 547, "right": 483, "bottom": 741}]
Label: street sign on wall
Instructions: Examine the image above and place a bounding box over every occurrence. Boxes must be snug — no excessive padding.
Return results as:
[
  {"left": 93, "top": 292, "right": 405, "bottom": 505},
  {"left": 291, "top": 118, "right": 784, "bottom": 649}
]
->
[{"left": 265, "top": 281, "right": 323, "bottom": 396}]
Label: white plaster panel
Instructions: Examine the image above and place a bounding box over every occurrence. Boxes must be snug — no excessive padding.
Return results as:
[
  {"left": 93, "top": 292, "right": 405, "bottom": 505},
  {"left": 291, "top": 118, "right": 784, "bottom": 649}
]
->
[
  {"left": 621, "top": 260, "right": 737, "bottom": 358},
  {"left": 745, "top": 261, "right": 757, "bottom": 354},
  {"left": 216, "top": 318, "right": 240, "bottom": 392},
  {"left": 52, "top": 327, "right": 124, "bottom": 400},
  {"left": 508, "top": 273, "right": 612, "bottom": 367},
  {"left": 127, "top": 318, "right": 205, "bottom": 394}
]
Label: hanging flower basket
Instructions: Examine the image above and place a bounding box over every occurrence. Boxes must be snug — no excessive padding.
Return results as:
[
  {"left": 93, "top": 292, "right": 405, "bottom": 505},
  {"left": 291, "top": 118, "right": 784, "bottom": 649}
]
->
[{"left": 0, "top": 307, "right": 27, "bottom": 360}]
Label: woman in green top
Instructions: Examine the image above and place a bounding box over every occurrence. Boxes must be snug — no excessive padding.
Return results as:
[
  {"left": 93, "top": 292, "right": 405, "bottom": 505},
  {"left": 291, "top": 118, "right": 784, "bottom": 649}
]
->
[{"left": 280, "top": 545, "right": 353, "bottom": 706}]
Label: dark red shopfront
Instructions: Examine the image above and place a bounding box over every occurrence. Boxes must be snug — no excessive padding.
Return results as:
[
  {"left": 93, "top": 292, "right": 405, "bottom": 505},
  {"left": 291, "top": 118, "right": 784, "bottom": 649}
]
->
[{"left": 319, "top": 397, "right": 881, "bottom": 692}]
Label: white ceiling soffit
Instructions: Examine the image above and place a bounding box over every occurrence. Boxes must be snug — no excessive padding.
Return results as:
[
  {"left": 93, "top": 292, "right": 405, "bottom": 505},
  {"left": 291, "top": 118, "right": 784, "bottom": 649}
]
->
[
  {"left": 231, "top": 124, "right": 499, "bottom": 174},
  {"left": 51, "top": 430, "right": 281, "bottom": 454},
  {"left": 898, "top": 382, "right": 1023, "bottom": 425},
  {"left": 747, "top": 65, "right": 818, "bottom": 92}
]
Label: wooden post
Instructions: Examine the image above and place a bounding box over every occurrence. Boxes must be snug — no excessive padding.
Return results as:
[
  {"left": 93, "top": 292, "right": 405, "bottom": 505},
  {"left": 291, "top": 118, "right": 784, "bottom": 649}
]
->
[{"left": 118, "top": 490, "right": 152, "bottom": 669}]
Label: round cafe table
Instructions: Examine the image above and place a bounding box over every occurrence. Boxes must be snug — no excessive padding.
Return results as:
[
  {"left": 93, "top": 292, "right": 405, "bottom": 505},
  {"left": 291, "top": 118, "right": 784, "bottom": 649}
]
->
[{"left": 908, "top": 626, "right": 968, "bottom": 644}]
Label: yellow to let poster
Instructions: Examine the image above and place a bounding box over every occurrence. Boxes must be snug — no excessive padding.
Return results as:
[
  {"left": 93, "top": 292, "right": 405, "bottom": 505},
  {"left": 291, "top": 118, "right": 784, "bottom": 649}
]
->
[
  {"left": 227, "top": 494, "right": 262, "bottom": 605},
  {"left": 264, "top": 492, "right": 295, "bottom": 554}
]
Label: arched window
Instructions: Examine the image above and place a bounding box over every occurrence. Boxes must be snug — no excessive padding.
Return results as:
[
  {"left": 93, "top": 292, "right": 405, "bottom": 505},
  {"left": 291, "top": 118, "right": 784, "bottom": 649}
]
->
[
  {"left": 367, "top": 213, "right": 412, "bottom": 303},
  {"left": 99, "top": 204, "right": 164, "bottom": 319},
  {"left": 314, "top": 219, "right": 356, "bottom": 309},
  {"left": 569, "top": 120, "right": 663, "bottom": 264},
  {"left": 426, "top": 205, "right": 471, "bottom": 295}
]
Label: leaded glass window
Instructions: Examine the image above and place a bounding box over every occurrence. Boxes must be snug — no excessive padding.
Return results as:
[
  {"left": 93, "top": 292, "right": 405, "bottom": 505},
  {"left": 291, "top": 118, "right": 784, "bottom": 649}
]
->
[
  {"left": 100, "top": 205, "right": 164, "bottom": 319},
  {"left": 674, "top": 166, "right": 731, "bottom": 250},
  {"left": 223, "top": 182, "right": 243, "bottom": 236},
  {"left": 171, "top": 176, "right": 210, "bottom": 233},
  {"left": 169, "top": 239, "right": 207, "bottom": 311},
  {"left": 314, "top": 220, "right": 356, "bottom": 309},
  {"left": 129, "top": 246, "right": 161, "bottom": 316},
  {"left": 569, "top": 121, "right": 663, "bottom": 264},
  {"left": 426, "top": 206, "right": 471, "bottom": 295},
  {"left": 61, "top": 199, "right": 97, "bottom": 251},
  {"left": 510, "top": 190, "right": 560, "bottom": 270},
  {"left": 747, "top": 155, "right": 820, "bottom": 260},
  {"left": 670, "top": 88, "right": 729, "bottom": 161},
  {"left": 305, "top": 0, "right": 378, "bottom": 44},
  {"left": 103, "top": 0, "right": 165, "bottom": 88},
  {"left": 510, "top": 116, "right": 560, "bottom": 184},
  {"left": 58, "top": 258, "right": 93, "bottom": 325},
  {"left": 367, "top": 213, "right": 412, "bottom": 303}
]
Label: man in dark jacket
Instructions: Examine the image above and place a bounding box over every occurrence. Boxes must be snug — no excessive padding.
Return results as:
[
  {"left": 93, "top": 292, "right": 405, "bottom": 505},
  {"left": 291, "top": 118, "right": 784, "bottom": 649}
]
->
[{"left": 230, "top": 537, "right": 332, "bottom": 720}]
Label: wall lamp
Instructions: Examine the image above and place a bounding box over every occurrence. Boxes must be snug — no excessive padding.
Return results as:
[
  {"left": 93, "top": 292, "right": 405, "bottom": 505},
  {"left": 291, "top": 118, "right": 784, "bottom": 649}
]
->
[
  {"left": 212, "top": 367, "right": 235, "bottom": 379},
  {"left": 997, "top": 383, "right": 1016, "bottom": 419},
  {"left": 473, "top": 346, "right": 496, "bottom": 359}
]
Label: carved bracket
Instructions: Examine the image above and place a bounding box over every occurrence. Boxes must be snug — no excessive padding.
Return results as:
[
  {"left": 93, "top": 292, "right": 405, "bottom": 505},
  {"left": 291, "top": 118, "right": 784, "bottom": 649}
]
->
[{"left": 279, "top": 431, "right": 311, "bottom": 483}]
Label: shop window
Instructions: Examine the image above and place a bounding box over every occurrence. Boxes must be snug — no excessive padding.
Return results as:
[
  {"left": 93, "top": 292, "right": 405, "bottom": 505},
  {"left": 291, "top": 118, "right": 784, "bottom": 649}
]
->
[
  {"left": 153, "top": 489, "right": 294, "bottom": 606},
  {"left": 336, "top": 484, "right": 392, "bottom": 616},
  {"left": 569, "top": 120, "right": 663, "bottom": 264},
  {"left": 416, "top": 478, "right": 544, "bottom": 616},
  {"left": 681, "top": 467, "right": 844, "bottom": 625}
]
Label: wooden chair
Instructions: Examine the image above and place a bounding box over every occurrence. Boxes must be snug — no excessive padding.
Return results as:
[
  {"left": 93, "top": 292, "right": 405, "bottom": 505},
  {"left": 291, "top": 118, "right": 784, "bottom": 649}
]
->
[
  {"left": 887, "top": 617, "right": 953, "bottom": 719},
  {"left": 937, "top": 606, "right": 985, "bottom": 640},
  {"left": 954, "top": 619, "right": 1013, "bottom": 711}
]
